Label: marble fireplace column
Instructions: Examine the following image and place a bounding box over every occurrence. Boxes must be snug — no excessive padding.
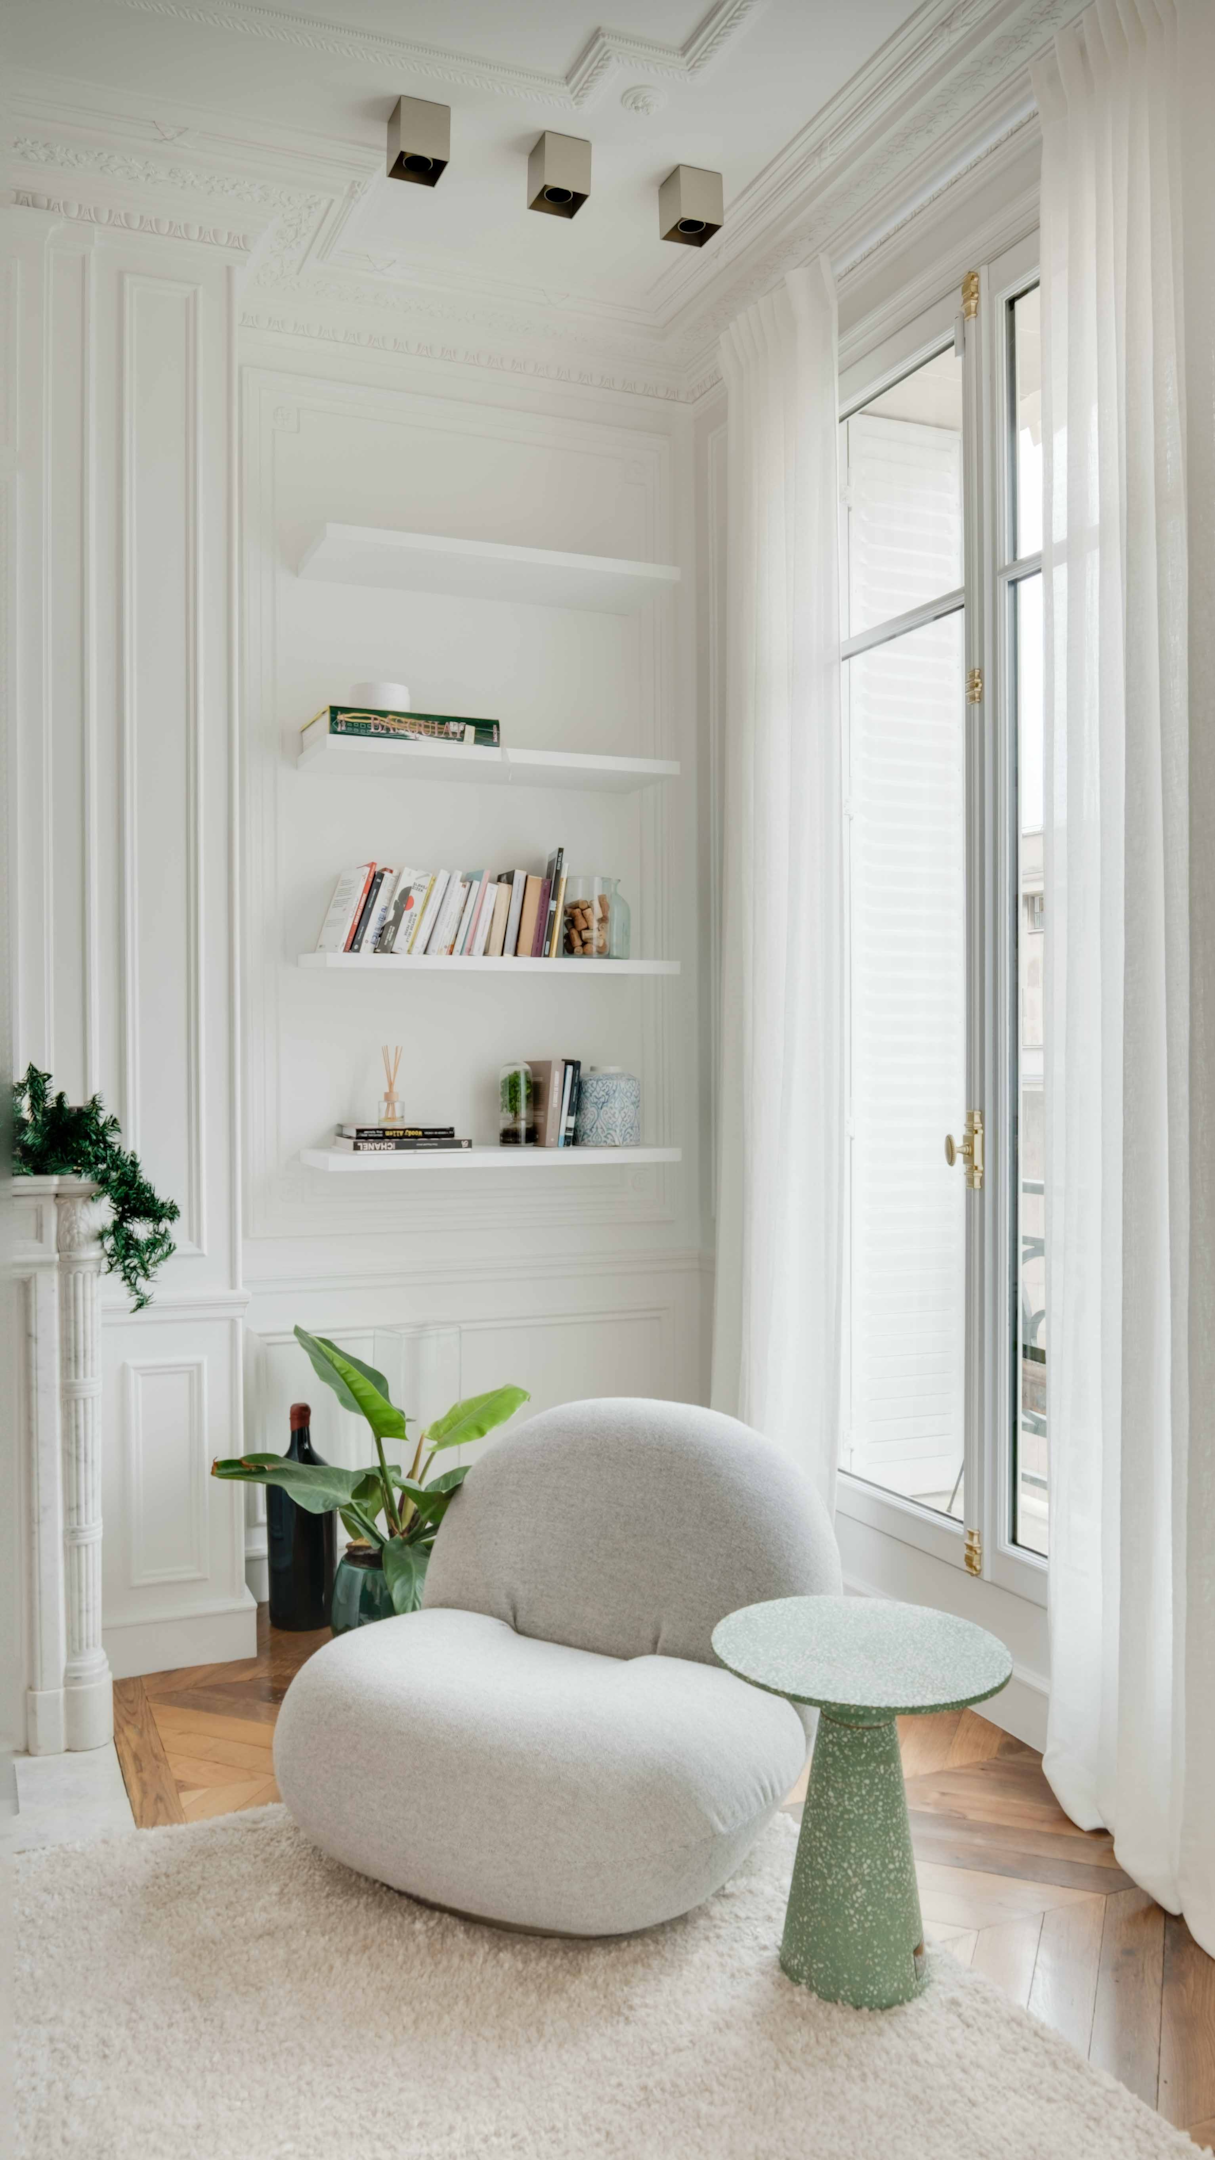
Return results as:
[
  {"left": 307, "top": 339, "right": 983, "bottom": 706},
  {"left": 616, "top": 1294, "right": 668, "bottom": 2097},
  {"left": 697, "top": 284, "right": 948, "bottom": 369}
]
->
[{"left": 56, "top": 1181, "right": 113, "bottom": 1752}]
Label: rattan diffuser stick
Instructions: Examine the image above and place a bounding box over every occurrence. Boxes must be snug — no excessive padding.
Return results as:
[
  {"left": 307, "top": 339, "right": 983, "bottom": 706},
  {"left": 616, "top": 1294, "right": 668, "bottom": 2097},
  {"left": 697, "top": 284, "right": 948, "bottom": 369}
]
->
[{"left": 381, "top": 1044, "right": 403, "bottom": 1126}]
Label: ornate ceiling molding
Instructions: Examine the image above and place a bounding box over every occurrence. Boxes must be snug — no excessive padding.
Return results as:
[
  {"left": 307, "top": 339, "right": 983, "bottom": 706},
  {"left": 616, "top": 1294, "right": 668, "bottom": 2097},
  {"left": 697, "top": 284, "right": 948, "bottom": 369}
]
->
[
  {"left": 5, "top": 0, "right": 1081, "bottom": 404},
  {"left": 653, "top": 0, "right": 1079, "bottom": 353},
  {"left": 103, "top": 0, "right": 766, "bottom": 110}
]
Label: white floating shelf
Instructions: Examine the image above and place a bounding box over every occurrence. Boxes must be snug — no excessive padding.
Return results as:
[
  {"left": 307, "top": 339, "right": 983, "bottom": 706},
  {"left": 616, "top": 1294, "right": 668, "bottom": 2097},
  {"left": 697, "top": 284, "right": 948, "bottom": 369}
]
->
[
  {"left": 298, "top": 953, "right": 679, "bottom": 975},
  {"left": 297, "top": 524, "right": 681, "bottom": 615},
  {"left": 297, "top": 735, "right": 679, "bottom": 793},
  {"left": 301, "top": 1146, "right": 681, "bottom": 1173}
]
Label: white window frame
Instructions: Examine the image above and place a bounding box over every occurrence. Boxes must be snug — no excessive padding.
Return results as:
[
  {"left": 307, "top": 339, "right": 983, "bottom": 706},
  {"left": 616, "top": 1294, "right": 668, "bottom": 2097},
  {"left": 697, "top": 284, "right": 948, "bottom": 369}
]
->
[{"left": 835, "top": 234, "right": 1046, "bottom": 1611}]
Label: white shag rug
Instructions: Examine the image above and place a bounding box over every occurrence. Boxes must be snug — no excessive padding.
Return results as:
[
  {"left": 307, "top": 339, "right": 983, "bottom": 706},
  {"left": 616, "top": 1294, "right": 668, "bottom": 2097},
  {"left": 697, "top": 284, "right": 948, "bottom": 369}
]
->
[{"left": 15, "top": 1806, "right": 1193, "bottom": 2160}]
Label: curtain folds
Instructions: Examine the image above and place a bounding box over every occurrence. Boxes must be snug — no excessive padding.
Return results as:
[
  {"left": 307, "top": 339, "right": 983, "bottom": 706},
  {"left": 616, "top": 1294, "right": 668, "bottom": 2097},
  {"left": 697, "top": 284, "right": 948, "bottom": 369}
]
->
[
  {"left": 1034, "top": 0, "right": 1215, "bottom": 1954},
  {"left": 710, "top": 260, "right": 844, "bottom": 1512}
]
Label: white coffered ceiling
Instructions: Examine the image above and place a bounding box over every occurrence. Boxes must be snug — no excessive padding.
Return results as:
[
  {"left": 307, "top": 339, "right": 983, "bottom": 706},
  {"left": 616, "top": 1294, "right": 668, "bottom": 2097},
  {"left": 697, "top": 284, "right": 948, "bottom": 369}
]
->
[{"left": 2, "top": 0, "right": 1074, "bottom": 396}]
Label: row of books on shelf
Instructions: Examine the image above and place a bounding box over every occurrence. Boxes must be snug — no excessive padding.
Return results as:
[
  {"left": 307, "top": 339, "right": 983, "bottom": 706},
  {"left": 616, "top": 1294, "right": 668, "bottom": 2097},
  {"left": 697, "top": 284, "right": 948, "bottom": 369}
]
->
[
  {"left": 318, "top": 850, "right": 568, "bottom": 960},
  {"left": 503, "top": 1059, "right": 584, "bottom": 1149}
]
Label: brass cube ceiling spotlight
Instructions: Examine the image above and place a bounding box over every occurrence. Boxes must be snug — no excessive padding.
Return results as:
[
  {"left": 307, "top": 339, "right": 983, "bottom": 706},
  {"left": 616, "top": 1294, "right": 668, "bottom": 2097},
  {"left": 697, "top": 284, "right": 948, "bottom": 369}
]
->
[
  {"left": 527, "top": 131, "right": 591, "bottom": 219},
  {"left": 386, "top": 95, "right": 450, "bottom": 186},
  {"left": 659, "top": 164, "right": 723, "bottom": 247}
]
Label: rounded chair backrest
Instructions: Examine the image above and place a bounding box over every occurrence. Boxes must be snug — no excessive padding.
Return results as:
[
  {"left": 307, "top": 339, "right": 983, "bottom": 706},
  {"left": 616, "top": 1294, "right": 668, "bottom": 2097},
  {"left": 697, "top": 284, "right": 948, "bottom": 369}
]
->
[{"left": 421, "top": 1397, "right": 841, "bottom": 1665}]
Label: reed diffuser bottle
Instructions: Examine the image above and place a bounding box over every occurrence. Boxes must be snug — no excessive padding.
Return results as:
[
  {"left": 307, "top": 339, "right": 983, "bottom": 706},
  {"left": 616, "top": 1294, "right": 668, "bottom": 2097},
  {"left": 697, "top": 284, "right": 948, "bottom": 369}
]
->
[{"left": 267, "top": 1402, "right": 335, "bottom": 1631}]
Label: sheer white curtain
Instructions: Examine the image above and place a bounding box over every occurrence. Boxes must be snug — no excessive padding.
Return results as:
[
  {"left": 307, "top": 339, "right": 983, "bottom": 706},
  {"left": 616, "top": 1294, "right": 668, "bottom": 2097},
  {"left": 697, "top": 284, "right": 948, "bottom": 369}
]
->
[
  {"left": 1034, "top": 0, "right": 1215, "bottom": 1953},
  {"left": 710, "top": 259, "right": 844, "bottom": 1509}
]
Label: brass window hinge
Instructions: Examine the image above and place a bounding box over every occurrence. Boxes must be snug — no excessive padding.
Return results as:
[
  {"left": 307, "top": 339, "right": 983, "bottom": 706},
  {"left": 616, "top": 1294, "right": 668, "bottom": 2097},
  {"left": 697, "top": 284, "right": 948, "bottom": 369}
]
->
[
  {"left": 944, "top": 1108, "right": 984, "bottom": 1189},
  {"left": 965, "top": 1527, "right": 982, "bottom": 1575},
  {"left": 967, "top": 667, "right": 983, "bottom": 704},
  {"left": 962, "top": 269, "right": 980, "bottom": 319}
]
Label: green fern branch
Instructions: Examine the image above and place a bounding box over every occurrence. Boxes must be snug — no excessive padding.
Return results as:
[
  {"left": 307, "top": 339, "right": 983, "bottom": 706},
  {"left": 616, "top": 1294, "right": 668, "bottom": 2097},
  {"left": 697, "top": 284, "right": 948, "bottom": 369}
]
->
[{"left": 11, "top": 1064, "right": 180, "bottom": 1310}]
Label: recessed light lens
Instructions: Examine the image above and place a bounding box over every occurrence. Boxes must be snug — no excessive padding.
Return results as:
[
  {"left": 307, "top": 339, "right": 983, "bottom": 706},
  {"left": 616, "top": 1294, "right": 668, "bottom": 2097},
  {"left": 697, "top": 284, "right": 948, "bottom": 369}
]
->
[
  {"left": 677, "top": 217, "right": 706, "bottom": 235},
  {"left": 543, "top": 185, "right": 574, "bottom": 205},
  {"left": 404, "top": 153, "right": 434, "bottom": 176}
]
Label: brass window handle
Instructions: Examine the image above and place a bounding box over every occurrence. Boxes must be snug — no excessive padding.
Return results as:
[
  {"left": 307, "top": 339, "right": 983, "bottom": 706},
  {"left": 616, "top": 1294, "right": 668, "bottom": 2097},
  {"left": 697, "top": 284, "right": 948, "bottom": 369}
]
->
[{"left": 944, "top": 1110, "right": 984, "bottom": 1190}]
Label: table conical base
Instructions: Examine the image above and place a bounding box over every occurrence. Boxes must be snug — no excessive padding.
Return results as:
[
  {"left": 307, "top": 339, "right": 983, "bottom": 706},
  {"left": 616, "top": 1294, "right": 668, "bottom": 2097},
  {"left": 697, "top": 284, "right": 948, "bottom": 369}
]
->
[{"left": 780, "top": 1712, "right": 926, "bottom": 2009}]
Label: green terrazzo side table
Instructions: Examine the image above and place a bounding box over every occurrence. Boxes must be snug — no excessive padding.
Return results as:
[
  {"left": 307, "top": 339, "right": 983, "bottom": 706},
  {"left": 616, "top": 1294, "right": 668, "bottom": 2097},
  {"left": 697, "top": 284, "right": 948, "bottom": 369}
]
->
[{"left": 712, "top": 1595, "right": 1012, "bottom": 2011}]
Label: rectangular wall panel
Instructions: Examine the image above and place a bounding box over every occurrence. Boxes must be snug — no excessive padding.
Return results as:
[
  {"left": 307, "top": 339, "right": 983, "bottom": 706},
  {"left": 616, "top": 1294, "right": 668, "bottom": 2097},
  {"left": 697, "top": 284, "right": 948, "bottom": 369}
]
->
[
  {"left": 122, "top": 274, "right": 203, "bottom": 1249},
  {"left": 123, "top": 1357, "right": 208, "bottom": 1587},
  {"left": 49, "top": 248, "right": 89, "bottom": 1101}
]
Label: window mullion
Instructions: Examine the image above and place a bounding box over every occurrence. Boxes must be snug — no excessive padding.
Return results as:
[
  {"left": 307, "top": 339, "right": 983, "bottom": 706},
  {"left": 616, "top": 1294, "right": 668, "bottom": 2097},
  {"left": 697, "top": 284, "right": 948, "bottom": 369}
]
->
[{"left": 962, "top": 268, "right": 990, "bottom": 1580}]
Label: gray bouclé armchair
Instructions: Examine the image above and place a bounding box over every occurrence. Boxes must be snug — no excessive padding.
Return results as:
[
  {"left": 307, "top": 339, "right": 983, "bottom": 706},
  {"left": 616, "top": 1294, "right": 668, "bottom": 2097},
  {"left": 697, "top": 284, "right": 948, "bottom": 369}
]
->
[{"left": 275, "top": 1397, "right": 842, "bottom": 1936}]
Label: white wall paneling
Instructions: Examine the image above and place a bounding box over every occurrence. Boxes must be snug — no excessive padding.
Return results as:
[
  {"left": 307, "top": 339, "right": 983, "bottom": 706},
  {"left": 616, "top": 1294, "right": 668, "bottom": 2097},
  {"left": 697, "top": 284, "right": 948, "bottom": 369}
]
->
[
  {"left": 120, "top": 270, "right": 205, "bottom": 1253},
  {"left": 243, "top": 1269, "right": 696, "bottom": 1602},
  {"left": 102, "top": 1304, "right": 252, "bottom": 1681},
  {"left": 5, "top": 207, "right": 254, "bottom": 1711},
  {"left": 242, "top": 1238, "right": 706, "bottom": 1599}
]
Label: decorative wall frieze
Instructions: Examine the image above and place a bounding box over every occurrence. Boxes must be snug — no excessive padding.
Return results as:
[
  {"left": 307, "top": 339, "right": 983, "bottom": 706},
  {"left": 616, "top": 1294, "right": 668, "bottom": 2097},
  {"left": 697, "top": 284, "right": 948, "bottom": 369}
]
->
[
  {"left": 12, "top": 132, "right": 307, "bottom": 209},
  {"left": 105, "top": 0, "right": 766, "bottom": 110},
  {"left": 12, "top": 189, "right": 253, "bottom": 251},
  {"left": 238, "top": 305, "right": 690, "bottom": 405}
]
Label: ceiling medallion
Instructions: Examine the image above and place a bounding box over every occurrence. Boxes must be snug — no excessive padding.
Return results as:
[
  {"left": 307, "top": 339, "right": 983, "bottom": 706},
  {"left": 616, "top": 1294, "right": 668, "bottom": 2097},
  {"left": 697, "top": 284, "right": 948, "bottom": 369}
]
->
[{"left": 620, "top": 86, "right": 668, "bottom": 117}]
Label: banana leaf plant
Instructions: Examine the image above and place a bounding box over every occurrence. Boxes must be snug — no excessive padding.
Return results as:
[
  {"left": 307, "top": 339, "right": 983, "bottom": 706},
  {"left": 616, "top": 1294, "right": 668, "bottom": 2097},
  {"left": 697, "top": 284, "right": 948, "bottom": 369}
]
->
[{"left": 211, "top": 1326, "right": 529, "bottom": 1615}]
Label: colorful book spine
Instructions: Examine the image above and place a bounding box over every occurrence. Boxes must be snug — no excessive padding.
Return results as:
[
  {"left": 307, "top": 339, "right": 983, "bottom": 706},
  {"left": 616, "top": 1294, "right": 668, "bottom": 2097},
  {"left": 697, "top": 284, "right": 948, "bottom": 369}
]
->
[
  {"left": 411, "top": 871, "right": 449, "bottom": 954},
  {"left": 562, "top": 1059, "right": 582, "bottom": 1146},
  {"left": 540, "top": 848, "right": 564, "bottom": 956},
  {"left": 530, "top": 876, "right": 553, "bottom": 957}
]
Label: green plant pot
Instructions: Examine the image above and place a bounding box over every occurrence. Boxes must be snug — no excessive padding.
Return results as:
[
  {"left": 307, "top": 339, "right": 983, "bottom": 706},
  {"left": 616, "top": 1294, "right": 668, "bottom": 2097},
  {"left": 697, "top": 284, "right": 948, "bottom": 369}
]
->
[{"left": 330, "top": 1544, "right": 397, "bottom": 1634}]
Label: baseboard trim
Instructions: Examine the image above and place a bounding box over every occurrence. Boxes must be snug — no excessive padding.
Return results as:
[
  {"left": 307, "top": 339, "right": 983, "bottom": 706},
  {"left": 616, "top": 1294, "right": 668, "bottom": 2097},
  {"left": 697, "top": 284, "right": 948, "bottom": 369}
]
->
[
  {"left": 842, "top": 1571, "right": 1049, "bottom": 1752},
  {"left": 103, "top": 1597, "right": 258, "bottom": 1681}
]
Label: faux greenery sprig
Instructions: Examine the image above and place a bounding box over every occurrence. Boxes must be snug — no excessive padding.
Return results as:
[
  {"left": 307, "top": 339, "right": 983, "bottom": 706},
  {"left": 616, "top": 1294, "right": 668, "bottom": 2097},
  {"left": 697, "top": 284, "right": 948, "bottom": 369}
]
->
[
  {"left": 212, "top": 1327, "right": 528, "bottom": 1615},
  {"left": 11, "top": 1063, "right": 180, "bottom": 1311}
]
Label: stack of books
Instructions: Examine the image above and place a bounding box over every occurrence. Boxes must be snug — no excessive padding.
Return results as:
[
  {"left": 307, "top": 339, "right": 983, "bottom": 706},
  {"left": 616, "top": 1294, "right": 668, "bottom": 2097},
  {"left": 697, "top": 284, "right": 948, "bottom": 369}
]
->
[
  {"left": 303, "top": 706, "right": 500, "bottom": 750},
  {"left": 318, "top": 849, "right": 568, "bottom": 959},
  {"left": 523, "top": 1059, "right": 583, "bottom": 1147},
  {"left": 334, "top": 1125, "right": 472, "bottom": 1154}
]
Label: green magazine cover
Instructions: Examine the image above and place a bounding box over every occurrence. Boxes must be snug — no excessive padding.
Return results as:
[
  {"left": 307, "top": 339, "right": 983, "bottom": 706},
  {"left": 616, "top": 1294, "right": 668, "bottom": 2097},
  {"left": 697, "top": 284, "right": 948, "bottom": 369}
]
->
[{"left": 303, "top": 705, "right": 500, "bottom": 748}]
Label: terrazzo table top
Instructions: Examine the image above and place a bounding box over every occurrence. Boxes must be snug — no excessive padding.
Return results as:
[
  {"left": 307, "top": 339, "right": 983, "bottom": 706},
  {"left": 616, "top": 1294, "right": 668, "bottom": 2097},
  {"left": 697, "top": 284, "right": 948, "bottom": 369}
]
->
[{"left": 712, "top": 1595, "right": 1013, "bottom": 1723}]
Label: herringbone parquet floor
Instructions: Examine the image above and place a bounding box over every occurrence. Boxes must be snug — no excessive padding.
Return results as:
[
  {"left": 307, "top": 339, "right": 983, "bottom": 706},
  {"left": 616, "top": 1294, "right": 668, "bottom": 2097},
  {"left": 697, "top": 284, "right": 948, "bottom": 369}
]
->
[{"left": 113, "top": 1607, "right": 1215, "bottom": 2150}]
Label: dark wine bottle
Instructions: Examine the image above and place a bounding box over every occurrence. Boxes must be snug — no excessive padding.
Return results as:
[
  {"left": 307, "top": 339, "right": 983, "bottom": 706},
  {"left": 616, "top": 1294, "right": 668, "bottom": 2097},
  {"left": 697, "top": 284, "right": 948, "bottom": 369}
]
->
[{"left": 267, "top": 1402, "right": 336, "bottom": 1631}]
